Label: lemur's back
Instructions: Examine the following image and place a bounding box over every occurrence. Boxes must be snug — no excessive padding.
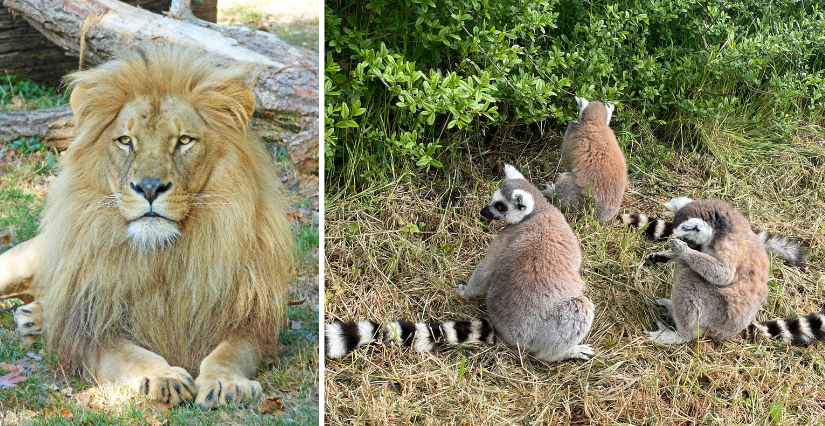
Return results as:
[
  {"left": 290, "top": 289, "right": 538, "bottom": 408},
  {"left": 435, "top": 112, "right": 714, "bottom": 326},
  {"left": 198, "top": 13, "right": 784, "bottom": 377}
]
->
[
  {"left": 565, "top": 102, "right": 627, "bottom": 220},
  {"left": 486, "top": 205, "right": 591, "bottom": 357},
  {"left": 545, "top": 98, "right": 627, "bottom": 222},
  {"left": 487, "top": 208, "right": 583, "bottom": 304}
]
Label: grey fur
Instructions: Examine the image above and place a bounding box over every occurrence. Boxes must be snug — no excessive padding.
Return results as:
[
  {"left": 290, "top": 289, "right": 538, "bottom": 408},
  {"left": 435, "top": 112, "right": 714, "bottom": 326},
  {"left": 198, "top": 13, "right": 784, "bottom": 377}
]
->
[
  {"left": 541, "top": 96, "right": 627, "bottom": 222},
  {"left": 755, "top": 230, "right": 807, "bottom": 267},
  {"left": 325, "top": 165, "right": 594, "bottom": 362},
  {"left": 618, "top": 198, "right": 807, "bottom": 267},
  {"left": 643, "top": 199, "right": 770, "bottom": 344},
  {"left": 458, "top": 164, "right": 595, "bottom": 362}
]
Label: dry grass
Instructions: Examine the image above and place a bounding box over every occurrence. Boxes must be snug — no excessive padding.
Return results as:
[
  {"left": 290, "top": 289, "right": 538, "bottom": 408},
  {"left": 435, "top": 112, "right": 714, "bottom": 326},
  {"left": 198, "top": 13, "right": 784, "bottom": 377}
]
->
[{"left": 324, "top": 122, "right": 825, "bottom": 424}]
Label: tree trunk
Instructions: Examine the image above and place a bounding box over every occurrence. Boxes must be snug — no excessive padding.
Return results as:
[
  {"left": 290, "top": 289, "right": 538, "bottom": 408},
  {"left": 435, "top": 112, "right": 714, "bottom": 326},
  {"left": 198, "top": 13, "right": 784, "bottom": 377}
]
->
[
  {"left": 0, "top": 0, "right": 168, "bottom": 83},
  {"left": 2, "top": 0, "right": 319, "bottom": 173},
  {"left": 0, "top": 105, "right": 73, "bottom": 148},
  {"left": 190, "top": 0, "right": 217, "bottom": 23},
  {"left": 0, "top": 6, "right": 74, "bottom": 82}
]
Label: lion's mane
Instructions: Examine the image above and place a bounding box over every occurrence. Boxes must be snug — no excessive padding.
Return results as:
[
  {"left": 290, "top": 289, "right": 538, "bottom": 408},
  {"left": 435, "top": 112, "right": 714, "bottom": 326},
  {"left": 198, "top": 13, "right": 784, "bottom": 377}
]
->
[{"left": 34, "top": 46, "right": 293, "bottom": 375}]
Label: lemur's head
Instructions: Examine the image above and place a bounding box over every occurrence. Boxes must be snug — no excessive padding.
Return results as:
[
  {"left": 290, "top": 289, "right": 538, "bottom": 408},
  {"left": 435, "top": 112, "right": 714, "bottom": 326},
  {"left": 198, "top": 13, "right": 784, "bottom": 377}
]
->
[
  {"left": 664, "top": 197, "right": 735, "bottom": 249},
  {"left": 575, "top": 96, "right": 615, "bottom": 126},
  {"left": 481, "top": 164, "right": 546, "bottom": 225}
]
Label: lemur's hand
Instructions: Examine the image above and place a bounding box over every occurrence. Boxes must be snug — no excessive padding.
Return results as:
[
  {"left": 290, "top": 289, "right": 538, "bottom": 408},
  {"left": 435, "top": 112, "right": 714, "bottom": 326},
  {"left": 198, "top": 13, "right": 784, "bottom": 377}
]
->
[
  {"left": 669, "top": 238, "right": 688, "bottom": 254},
  {"left": 644, "top": 251, "right": 673, "bottom": 266}
]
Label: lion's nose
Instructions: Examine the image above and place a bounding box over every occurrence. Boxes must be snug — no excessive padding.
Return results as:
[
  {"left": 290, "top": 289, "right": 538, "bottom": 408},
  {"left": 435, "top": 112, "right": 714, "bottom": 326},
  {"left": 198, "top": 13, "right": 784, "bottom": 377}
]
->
[{"left": 130, "top": 178, "right": 172, "bottom": 205}]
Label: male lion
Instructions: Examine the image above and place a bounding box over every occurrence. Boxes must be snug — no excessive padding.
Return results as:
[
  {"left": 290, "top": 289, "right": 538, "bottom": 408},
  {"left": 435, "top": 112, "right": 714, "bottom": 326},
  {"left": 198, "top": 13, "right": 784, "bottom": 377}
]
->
[{"left": 0, "top": 45, "right": 293, "bottom": 409}]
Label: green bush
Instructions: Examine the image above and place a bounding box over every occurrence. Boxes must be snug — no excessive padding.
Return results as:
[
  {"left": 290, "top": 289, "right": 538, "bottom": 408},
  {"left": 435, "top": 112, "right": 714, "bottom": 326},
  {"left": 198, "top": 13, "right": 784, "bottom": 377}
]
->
[{"left": 325, "top": 0, "right": 825, "bottom": 183}]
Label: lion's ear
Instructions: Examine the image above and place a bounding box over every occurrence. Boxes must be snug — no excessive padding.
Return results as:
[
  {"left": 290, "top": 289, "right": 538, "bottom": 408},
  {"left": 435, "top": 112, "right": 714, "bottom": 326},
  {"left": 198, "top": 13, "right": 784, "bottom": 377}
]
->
[
  {"left": 236, "top": 82, "right": 256, "bottom": 124},
  {"left": 69, "top": 84, "right": 88, "bottom": 123},
  {"left": 197, "top": 80, "right": 256, "bottom": 130},
  {"left": 220, "top": 80, "right": 256, "bottom": 127}
]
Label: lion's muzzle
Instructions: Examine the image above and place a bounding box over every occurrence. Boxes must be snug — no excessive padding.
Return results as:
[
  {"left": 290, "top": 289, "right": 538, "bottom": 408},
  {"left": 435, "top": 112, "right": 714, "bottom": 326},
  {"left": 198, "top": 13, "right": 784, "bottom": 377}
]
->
[{"left": 130, "top": 177, "right": 172, "bottom": 205}]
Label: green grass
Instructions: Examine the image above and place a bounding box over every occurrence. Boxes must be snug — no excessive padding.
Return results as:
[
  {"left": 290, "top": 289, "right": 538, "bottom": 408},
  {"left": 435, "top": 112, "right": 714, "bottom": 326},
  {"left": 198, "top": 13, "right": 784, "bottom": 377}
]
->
[
  {"left": 324, "top": 111, "right": 825, "bottom": 424},
  {"left": 0, "top": 75, "right": 69, "bottom": 111},
  {"left": 0, "top": 153, "right": 319, "bottom": 425},
  {"left": 0, "top": 155, "right": 55, "bottom": 252}
]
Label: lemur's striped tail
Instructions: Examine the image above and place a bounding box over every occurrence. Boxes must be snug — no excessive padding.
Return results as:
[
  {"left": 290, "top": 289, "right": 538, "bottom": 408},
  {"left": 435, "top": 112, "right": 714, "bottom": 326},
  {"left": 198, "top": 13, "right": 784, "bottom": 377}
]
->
[
  {"left": 325, "top": 320, "right": 381, "bottom": 358},
  {"left": 615, "top": 213, "right": 672, "bottom": 240},
  {"left": 325, "top": 319, "right": 496, "bottom": 358},
  {"left": 741, "top": 306, "right": 825, "bottom": 344},
  {"left": 754, "top": 229, "right": 807, "bottom": 268},
  {"left": 616, "top": 213, "right": 807, "bottom": 267}
]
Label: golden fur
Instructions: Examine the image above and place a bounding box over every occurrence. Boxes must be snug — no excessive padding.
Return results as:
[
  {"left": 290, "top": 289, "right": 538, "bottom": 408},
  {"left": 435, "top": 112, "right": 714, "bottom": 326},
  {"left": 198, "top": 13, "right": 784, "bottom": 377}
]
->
[{"left": 2, "top": 46, "right": 292, "bottom": 388}]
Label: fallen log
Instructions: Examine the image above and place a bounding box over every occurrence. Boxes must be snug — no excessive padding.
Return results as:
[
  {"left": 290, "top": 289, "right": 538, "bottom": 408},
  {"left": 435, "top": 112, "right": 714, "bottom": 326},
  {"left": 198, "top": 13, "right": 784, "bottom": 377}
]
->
[
  {"left": 2, "top": 0, "right": 319, "bottom": 173},
  {"left": 0, "top": 105, "right": 73, "bottom": 149},
  {"left": 0, "top": 0, "right": 169, "bottom": 83}
]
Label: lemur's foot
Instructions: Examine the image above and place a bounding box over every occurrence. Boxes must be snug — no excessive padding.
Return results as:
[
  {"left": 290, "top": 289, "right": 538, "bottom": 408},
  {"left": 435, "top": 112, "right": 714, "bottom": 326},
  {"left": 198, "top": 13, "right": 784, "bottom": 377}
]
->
[{"left": 654, "top": 298, "right": 674, "bottom": 320}]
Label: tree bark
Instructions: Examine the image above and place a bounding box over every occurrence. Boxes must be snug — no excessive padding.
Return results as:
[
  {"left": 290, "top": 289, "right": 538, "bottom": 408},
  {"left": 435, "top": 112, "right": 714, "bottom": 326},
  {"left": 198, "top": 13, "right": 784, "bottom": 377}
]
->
[
  {"left": 0, "top": 105, "right": 73, "bottom": 148},
  {"left": 0, "top": 6, "right": 74, "bottom": 82},
  {"left": 2, "top": 0, "right": 319, "bottom": 173},
  {"left": 0, "top": 0, "right": 168, "bottom": 83},
  {"left": 190, "top": 0, "right": 216, "bottom": 23}
]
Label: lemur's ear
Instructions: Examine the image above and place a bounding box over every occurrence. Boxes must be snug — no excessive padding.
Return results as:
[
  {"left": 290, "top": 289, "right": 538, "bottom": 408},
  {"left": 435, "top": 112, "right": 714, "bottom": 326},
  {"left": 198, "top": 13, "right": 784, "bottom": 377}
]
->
[
  {"left": 514, "top": 193, "right": 526, "bottom": 210},
  {"left": 504, "top": 164, "right": 525, "bottom": 180},
  {"left": 575, "top": 96, "right": 589, "bottom": 112},
  {"left": 663, "top": 196, "right": 694, "bottom": 212},
  {"left": 605, "top": 102, "right": 615, "bottom": 125},
  {"left": 511, "top": 189, "right": 534, "bottom": 214}
]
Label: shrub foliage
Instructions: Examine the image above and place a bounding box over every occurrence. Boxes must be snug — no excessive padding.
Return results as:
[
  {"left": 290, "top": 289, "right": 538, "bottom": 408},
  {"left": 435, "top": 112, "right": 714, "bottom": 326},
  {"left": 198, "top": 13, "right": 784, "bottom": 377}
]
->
[{"left": 325, "top": 0, "right": 825, "bottom": 181}]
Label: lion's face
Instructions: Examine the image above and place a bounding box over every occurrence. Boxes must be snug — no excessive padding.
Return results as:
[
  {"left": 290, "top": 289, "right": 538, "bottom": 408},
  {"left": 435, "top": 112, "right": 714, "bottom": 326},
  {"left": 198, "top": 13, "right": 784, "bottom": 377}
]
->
[
  {"left": 36, "top": 46, "right": 291, "bottom": 377},
  {"left": 107, "top": 97, "right": 215, "bottom": 250}
]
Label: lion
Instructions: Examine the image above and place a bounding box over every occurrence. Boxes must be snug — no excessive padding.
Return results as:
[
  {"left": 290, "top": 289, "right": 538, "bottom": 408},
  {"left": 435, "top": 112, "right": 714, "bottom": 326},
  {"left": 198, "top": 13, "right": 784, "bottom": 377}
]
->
[{"left": 0, "top": 45, "right": 293, "bottom": 409}]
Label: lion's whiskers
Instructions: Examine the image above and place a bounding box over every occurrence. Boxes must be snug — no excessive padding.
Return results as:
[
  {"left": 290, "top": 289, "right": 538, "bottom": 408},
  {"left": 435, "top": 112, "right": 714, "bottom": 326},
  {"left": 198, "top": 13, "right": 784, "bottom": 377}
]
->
[
  {"left": 87, "top": 194, "right": 119, "bottom": 213},
  {"left": 188, "top": 194, "right": 237, "bottom": 210}
]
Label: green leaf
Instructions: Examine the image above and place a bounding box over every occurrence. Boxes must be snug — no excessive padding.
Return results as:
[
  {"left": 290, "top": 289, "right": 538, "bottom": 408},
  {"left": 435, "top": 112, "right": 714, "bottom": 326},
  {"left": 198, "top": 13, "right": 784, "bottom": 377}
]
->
[
  {"left": 335, "top": 120, "right": 359, "bottom": 129},
  {"left": 769, "top": 402, "right": 783, "bottom": 422}
]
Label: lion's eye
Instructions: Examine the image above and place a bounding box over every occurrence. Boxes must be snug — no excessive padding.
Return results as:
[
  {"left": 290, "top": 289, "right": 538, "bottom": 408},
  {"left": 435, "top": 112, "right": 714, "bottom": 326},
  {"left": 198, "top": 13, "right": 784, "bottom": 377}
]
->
[
  {"left": 178, "top": 135, "right": 194, "bottom": 146},
  {"left": 116, "top": 136, "right": 132, "bottom": 147}
]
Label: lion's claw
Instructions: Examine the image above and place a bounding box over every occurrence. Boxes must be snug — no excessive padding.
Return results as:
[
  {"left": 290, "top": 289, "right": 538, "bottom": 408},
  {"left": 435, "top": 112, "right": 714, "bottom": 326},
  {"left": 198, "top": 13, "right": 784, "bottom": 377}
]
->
[
  {"left": 134, "top": 367, "right": 195, "bottom": 406},
  {"left": 14, "top": 301, "right": 43, "bottom": 346},
  {"left": 195, "top": 373, "right": 263, "bottom": 410}
]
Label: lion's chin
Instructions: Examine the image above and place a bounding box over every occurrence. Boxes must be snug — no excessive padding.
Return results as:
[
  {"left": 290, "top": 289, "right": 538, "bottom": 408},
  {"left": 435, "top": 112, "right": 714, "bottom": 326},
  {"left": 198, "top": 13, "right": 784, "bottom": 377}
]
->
[{"left": 126, "top": 217, "right": 181, "bottom": 251}]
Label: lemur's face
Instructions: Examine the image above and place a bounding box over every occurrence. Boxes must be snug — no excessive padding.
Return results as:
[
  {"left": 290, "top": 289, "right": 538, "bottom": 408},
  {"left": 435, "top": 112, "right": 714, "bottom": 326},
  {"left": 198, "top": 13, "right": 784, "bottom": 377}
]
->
[
  {"left": 673, "top": 218, "right": 713, "bottom": 247},
  {"left": 481, "top": 186, "right": 534, "bottom": 225},
  {"left": 481, "top": 164, "right": 536, "bottom": 225}
]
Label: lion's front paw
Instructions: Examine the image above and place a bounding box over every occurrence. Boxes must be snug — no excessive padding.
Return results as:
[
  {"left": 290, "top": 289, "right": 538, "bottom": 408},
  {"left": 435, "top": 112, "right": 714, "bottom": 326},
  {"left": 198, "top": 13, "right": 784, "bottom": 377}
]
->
[
  {"left": 134, "top": 367, "right": 196, "bottom": 406},
  {"left": 195, "top": 372, "right": 263, "bottom": 410},
  {"left": 14, "top": 302, "right": 43, "bottom": 346}
]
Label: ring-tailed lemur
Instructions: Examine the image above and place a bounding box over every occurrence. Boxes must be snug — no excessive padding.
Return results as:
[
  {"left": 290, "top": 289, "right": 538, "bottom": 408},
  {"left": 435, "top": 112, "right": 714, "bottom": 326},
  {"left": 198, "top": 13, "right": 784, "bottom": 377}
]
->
[
  {"left": 641, "top": 197, "right": 823, "bottom": 345},
  {"left": 540, "top": 96, "right": 627, "bottom": 222},
  {"left": 617, "top": 196, "right": 807, "bottom": 267},
  {"left": 326, "top": 165, "right": 595, "bottom": 362}
]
